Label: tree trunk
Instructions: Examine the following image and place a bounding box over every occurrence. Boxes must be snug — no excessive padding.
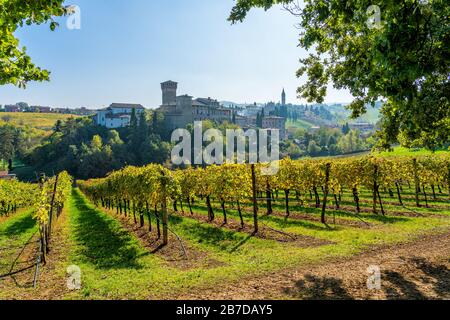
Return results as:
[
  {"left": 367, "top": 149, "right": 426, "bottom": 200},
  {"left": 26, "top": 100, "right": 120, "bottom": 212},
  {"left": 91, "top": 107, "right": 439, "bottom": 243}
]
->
[
  {"left": 321, "top": 163, "right": 331, "bottom": 224},
  {"left": 431, "top": 185, "right": 437, "bottom": 200},
  {"left": 139, "top": 205, "right": 145, "bottom": 228},
  {"left": 284, "top": 190, "right": 290, "bottom": 217},
  {"left": 206, "top": 196, "right": 214, "bottom": 222},
  {"left": 161, "top": 176, "right": 169, "bottom": 246},
  {"left": 173, "top": 200, "right": 178, "bottom": 212},
  {"left": 251, "top": 164, "right": 258, "bottom": 234},
  {"left": 388, "top": 189, "right": 394, "bottom": 198},
  {"left": 423, "top": 185, "right": 429, "bottom": 208},
  {"left": 413, "top": 159, "right": 420, "bottom": 207},
  {"left": 132, "top": 201, "right": 137, "bottom": 224},
  {"left": 395, "top": 182, "right": 403, "bottom": 206},
  {"left": 372, "top": 164, "right": 378, "bottom": 214},
  {"left": 266, "top": 180, "right": 273, "bottom": 215},
  {"left": 237, "top": 200, "right": 244, "bottom": 229},
  {"left": 334, "top": 194, "right": 340, "bottom": 209},
  {"left": 146, "top": 202, "right": 152, "bottom": 232},
  {"left": 155, "top": 205, "right": 161, "bottom": 239},
  {"left": 221, "top": 199, "right": 227, "bottom": 224},
  {"left": 313, "top": 187, "right": 320, "bottom": 208},
  {"left": 187, "top": 197, "right": 194, "bottom": 215},
  {"left": 352, "top": 187, "right": 360, "bottom": 213},
  {"left": 377, "top": 187, "right": 385, "bottom": 215},
  {"left": 447, "top": 164, "right": 450, "bottom": 199},
  {"left": 180, "top": 200, "right": 184, "bottom": 214}
]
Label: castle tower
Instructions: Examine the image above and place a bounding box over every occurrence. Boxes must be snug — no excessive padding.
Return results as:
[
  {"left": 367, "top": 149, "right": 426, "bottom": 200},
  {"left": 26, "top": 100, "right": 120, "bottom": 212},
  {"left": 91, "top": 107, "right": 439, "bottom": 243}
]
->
[
  {"left": 281, "top": 88, "right": 286, "bottom": 106},
  {"left": 161, "top": 80, "right": 178, "bottom": 105}
]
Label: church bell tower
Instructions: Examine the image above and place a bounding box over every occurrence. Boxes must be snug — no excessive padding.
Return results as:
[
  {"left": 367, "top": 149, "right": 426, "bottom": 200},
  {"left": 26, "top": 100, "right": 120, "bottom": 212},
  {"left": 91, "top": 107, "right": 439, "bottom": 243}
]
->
[{"left": 281, "top": 88, "right": 286, "bottom": 106}]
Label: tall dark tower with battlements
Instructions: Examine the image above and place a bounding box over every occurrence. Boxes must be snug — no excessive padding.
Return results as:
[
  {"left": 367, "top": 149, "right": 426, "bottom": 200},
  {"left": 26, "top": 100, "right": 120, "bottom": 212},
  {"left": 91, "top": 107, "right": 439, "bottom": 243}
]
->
[
  {"left": 281, "top": 88, "right": 286, "bottom": 106},
  {"left": 161, "top": 80, "right": 178, "bottom": 105}
]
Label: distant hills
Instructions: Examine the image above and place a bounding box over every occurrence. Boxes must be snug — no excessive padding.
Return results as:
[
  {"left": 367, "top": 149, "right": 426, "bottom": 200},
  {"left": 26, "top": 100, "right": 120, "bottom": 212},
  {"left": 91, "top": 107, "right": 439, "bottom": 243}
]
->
[{"left": 220, "top": 101, "right": 382, "bottom": 127}]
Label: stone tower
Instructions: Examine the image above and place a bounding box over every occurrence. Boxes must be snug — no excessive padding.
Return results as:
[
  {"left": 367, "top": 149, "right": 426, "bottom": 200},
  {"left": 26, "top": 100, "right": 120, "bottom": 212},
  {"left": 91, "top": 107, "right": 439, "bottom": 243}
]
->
[
  {"left": 281, "top": 88, "right": 286, "bottom": 106},
  {"left": 161, "top": 80, "right": 178, "bottom": 105}
]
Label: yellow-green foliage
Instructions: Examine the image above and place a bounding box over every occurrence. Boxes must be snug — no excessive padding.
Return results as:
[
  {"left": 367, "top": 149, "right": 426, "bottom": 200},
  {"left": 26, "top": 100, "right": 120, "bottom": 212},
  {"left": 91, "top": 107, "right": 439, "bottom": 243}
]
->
[
  {"left": 0, "top": 112, "right": 80, "bottom": 133},
  {"left": 0, "top": 179, "right": 38, "bottom": 215},
  {"left": 78, "top": 154, "right": 450, "bottom": 208},
  {"left": 34, "top": 171, "right": 73, "bottom": 224}
]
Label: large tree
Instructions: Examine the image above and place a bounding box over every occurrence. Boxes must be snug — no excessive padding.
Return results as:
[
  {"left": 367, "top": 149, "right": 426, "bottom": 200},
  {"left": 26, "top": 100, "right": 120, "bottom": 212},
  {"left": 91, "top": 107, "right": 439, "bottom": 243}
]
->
[
  {"left": 229, "top": 0, "right": 449, "bottom": 149},
  {"left": 0, "top": 0, "right": 69, "bottom": 87}
]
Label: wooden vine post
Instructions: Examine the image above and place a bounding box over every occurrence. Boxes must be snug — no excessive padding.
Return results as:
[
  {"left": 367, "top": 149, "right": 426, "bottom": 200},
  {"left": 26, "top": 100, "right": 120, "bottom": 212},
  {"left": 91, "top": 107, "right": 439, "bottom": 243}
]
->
[
  {"left": 266, "top": 177, "right": 273, "bottom": 215},
  {"left": 447, "top": 162, "right": 450, "bottom": 199},
  {"left": 160, "top": 171, "right": 169, "bottom": 246},
  {"left": 372, "top": 163, "right": 378, "bottom": 214},
  {"left": 412, "top": 158, "right": 420, "bottom": 207},
  {"left": 251, "top": 164, "right": 258, "bottom": 234},
  {"left": 47, "top": 173, "right": 59, "bottom": 249},
  {"left": 321, "top": 163, "right": 331, "bottom": 224}
]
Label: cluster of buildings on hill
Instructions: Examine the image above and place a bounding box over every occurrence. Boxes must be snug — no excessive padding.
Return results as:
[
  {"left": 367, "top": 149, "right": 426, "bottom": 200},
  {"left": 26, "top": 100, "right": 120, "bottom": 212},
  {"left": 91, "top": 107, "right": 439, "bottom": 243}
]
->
[
  {"left": 3, "top": 80, "right": 376, "bottom": 138},
  {"left": 1, "top": 104, "right": 94, "bottom": 115},
  {"left": 91, "top": 80, "right": 288, "bottom": 139},
  {"left": 157, "top": 80, "right": 233, "bottom": 129}
]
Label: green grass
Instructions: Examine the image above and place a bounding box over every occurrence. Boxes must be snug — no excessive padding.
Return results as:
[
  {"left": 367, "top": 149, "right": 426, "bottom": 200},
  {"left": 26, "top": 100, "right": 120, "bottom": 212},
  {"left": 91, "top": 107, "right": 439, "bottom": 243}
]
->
[
  {"left": 0, "top": 209, "right": 37, "bottom": 247},
  {"left": 375, "top": 146, "right": 449, "bottom": 157},
  {"left": 286, "top": 119, "right": 314, "bottom": 130},
  {"left": 0, "top": 209, "right": 38, "bottom": 278},
  {"left": 64, "top": 188, "right": 450, "bottom": 299}
]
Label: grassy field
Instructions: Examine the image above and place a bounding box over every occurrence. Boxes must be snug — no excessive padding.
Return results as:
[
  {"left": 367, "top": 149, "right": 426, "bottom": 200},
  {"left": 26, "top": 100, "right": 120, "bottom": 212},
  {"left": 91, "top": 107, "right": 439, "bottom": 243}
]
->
[
  {"left": 375, "top": 146, "right": 449, "bottom": 157},
  {"left": 0, "top": 112, "right": 80, "bottom": 132},
  {"left": 286, "top": 119, "right": 314, "bottom": 130},
  {"left": 66, "top": 187, "right": 450, "bottom": 299},
  {"left": 0, "top": 209, "right": 38, "bottom": 287},
  {"left": 1, "top": 183, "right": 447, "bottom": 299}
]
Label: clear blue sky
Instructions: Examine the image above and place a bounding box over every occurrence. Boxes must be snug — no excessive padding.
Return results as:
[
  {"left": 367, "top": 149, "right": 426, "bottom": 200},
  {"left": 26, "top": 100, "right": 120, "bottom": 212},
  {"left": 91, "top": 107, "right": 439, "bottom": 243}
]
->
[{"left": 0, "top": 0, "right": 353, "bottom": 109}]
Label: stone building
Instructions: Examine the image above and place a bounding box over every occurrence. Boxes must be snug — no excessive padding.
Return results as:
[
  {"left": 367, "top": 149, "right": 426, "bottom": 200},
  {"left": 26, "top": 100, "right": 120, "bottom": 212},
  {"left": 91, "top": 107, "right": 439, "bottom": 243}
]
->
[
  {"left": 235, "top": 115, "right": 256, "bottom": 128},
  {"left": 158, "top": 81, "right": 232, "bottom": 130},
  {"left": 262, "top": 116, "right": 287, "bottom": 140}
]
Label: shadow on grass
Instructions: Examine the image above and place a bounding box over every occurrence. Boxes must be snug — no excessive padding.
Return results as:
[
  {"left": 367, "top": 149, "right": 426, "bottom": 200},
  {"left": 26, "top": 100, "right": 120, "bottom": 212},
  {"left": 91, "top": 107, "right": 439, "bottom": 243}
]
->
[
  {"left": 191, "top": 204, "right": 336, "bottom": 232},
  {"left": 1, "top": 213, "right": 36, "bottom": 237},
  {"left": 258, "top": 214, "right": 337, "bottom": 232},
  {"left": 267, "top": 203, "right": 410, "bottom": 224},
  {"left": 71, "top": 190, "right": 144, "bottom": 270},
  {"left": 169, "top": 214, "right": 253, "bottom": 252}
]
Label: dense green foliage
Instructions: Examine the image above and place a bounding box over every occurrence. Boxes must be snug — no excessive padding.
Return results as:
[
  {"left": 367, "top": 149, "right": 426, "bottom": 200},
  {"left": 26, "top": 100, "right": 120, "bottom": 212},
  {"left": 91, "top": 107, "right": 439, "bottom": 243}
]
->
[
  {"left": 0, "top": 122, "right": 45, "bottom": 170},
  {"left": 0, "top": 0, "right": 68, "bottom": 87},
  {"left": 28, "top": 112, "right": 171, "bottom": 179},
  {"left": 229, "top": 0, "right": 450, "bottom": 149},
  {"left": 284, "top": 127, "right": 373, "bottom": 158}
]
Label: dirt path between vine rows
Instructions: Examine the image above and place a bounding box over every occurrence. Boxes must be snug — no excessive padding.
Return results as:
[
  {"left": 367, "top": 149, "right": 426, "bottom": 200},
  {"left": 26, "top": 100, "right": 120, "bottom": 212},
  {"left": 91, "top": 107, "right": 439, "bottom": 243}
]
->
[{"left": 176, "top": 230, "right": 450, "bottom": 300}]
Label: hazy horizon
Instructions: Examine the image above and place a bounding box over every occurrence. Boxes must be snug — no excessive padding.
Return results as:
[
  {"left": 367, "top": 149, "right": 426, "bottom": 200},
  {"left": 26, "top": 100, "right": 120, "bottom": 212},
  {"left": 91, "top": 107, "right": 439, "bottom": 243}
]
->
[{"left": 0, "top": 0, "right": 355, "bottom": 109}]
